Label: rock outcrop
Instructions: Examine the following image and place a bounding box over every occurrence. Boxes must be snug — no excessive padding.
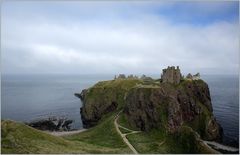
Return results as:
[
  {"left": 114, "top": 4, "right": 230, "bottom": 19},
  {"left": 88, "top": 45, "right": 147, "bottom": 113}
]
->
[
  {"left": 26, "top": 117, "right": 73, "bottom": 131},
  {"left": 79, "top": 87, "right": 118, "bottom": 128},
  {"left": 76, "top": 71, "right": 222, "bottom": 142},
  {"left": 77, "top": 79, "right": 141, "bottom": 128}
]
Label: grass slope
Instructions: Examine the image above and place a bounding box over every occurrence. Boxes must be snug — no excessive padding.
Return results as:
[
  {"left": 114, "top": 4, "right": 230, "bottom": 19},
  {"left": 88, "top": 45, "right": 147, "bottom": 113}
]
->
[
  {"left": 2, "top": 120, "right": 85, "bottom": 154},
  {"left": 1, "top": 115, "right": 131, "bottom": 154},
  {"left": 65, "top": 112, "right": 132, "bottom": 153},
  {"left": 126, "top": 126, "right": 217, "bottom": 154}
]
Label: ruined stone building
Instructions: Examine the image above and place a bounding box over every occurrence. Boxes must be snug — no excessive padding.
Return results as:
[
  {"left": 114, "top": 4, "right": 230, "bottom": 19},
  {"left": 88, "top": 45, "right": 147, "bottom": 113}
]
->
[
  {"left": 117, "top": 74, "right": 126, "bottom": 79},
  {"left": 193, "top": 73, "right": 200, "bottom": 80},
  {"left": 114, "top": 74, "right": 139, "bottom": 80},
  {"left": 186, "top": 73, "right": 193, "bottom": 79},
  {"left": 186, "top": 73, "right": 200, "bottom": 80},
  {"left": 161, "top": 66, "right": 182, "bottom": 84}
]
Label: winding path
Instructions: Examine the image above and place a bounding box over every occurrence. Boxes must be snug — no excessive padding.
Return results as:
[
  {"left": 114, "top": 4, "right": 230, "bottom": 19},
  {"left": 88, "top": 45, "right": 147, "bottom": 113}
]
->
[{"left": 114, "top": 111, "right": 141, "bottom": 154}]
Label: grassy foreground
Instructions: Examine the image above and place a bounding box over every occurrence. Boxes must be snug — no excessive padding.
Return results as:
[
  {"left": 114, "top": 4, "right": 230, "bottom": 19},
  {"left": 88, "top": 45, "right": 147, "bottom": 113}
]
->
[
  {"left": 1, "top": 112, "right": 217, "bottom": 154},
  {"left": 64, "top": 112, "right": 131, "bottom": 153},
  {"left": 1, "top": 113, "right": 131, "bottom": 154}
]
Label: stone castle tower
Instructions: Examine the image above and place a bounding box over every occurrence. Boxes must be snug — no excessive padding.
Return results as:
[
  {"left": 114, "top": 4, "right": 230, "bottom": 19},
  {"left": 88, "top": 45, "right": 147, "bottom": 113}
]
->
[{"left": 161, "top": 66, "right": 182, "bottom": 84}]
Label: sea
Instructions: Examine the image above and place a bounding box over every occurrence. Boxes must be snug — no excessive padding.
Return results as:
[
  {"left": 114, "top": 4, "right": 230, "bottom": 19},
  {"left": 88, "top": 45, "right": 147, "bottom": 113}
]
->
[{"left": 1, "top": 74, "right": 239, "bottom": 147}]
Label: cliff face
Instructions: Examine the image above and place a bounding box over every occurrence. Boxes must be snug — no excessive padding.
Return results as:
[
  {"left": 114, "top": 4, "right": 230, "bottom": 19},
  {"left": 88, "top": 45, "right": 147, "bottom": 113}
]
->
[
  {"left": 123, "top": 80, "right": 222, "bottom": 141},
  {"left": 78, "top": 79, "right": 141, "bottom": 128},
  {"left": 77, "top": 78, "right": 222, "bottom": 141},
  {"left": 79, "top": 87, "right": 118, "bottom": 128}
]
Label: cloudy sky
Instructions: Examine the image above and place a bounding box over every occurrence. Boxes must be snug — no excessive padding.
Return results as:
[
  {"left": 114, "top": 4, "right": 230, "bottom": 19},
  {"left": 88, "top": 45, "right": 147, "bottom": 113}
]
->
[{"left": 1, "top": 1, "right": 239, "bottom": 75}]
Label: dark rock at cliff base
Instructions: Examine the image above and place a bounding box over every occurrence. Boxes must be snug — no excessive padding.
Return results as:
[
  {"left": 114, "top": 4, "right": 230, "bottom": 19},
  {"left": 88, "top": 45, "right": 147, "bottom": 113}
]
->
[
  {"left": 74, "top": 89, "right": 87, "bottom": 100},
  {"left": 26, "top": 117, "right": 73, "bottom": 131},
  {"left": 80, "top": 101, "right": 117, "bottom": 128},
  {"left": 78, "top": 87, "right": 118, "bottom": 128}
]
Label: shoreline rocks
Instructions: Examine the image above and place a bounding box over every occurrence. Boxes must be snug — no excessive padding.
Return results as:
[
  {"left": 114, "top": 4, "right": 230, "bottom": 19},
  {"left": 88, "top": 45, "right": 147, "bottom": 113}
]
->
[{"left": 26, "top": 116, "right": 73, "bottom": 131}]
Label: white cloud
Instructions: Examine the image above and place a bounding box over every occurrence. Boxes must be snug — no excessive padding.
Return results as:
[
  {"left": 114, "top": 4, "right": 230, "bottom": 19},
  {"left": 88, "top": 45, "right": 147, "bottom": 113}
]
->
[{"left": 1, "top": 2, "right": 239, "bottom": 75}]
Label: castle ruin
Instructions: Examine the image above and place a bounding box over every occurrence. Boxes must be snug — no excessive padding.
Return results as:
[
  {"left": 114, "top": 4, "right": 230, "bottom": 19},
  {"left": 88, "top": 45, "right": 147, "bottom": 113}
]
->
[
  {"left": 161, "top": 66, "right": 182, "bottom": 84},
  {"left": 186, "top": 73, "right": 200, "bottom": 80}
]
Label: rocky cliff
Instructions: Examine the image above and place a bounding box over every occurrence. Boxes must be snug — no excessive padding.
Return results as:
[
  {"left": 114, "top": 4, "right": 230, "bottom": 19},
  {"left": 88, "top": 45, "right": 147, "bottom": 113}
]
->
[
  {"left": 76, "top": 77, "right": 222, "bottom": 142},
  {"left": 77, "top": 79, "right": 141, "bottom": 128},
  {"left": 123, "top": 80, "right": 222, "bottom": 141}
]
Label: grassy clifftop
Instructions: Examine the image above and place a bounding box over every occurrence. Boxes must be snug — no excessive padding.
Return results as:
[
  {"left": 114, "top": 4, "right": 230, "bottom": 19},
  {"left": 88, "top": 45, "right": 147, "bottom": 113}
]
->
[{"left": 86, "top": 78, "right": 142, "bottom": 109}]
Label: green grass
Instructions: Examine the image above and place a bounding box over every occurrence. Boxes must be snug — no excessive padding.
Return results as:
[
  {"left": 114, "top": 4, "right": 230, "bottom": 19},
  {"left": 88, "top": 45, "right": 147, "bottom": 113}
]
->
[
  {"left": 118, "top": 126, "right": 132, "bottom": 134},
  {"left": 127, "top": 129, "right": 168, "bottom": 153},
  {"left": 85, "top": 78, "right": 142, "bottom": 111},
  {"left": 1, "top": 120, "right": 100, "bottom": 153},
  {"left": 65, "top": 112, "right": 131, "bottom": 153},
  {"left": 127, "top": 126, "right": 216, "bottom": 154},
  {"left": 1, "top": 114, "right": 132, "bottom": 154},
  {"left": 94, "top": 79, "right": 142, "bottom": 91},
  {"left": 118, "top": 113, "right": 139, "bottom": 131}
]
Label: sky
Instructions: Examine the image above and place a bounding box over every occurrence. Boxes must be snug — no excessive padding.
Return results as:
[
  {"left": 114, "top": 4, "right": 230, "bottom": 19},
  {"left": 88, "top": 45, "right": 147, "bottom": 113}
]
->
[{"left": 1, "top": 1, "right": 239, "bottom": 75}]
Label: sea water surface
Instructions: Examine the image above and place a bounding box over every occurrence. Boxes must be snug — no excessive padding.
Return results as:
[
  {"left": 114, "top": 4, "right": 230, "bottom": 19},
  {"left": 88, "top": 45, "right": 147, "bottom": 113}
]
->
[
  {"left": 1, "top": 74, "right": 239, "bottom": 146},
  {"left": 202, "top": 75, "right": 239, "bottom": 147},
  {"left": 1, "top": 74, "right": 112, "bottom": 129}
]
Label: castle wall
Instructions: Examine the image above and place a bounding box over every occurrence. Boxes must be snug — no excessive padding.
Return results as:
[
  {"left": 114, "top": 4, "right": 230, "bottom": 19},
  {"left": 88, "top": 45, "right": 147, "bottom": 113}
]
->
[{"left": 161, "top": 66, "right": 181, "bottom": 84}]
